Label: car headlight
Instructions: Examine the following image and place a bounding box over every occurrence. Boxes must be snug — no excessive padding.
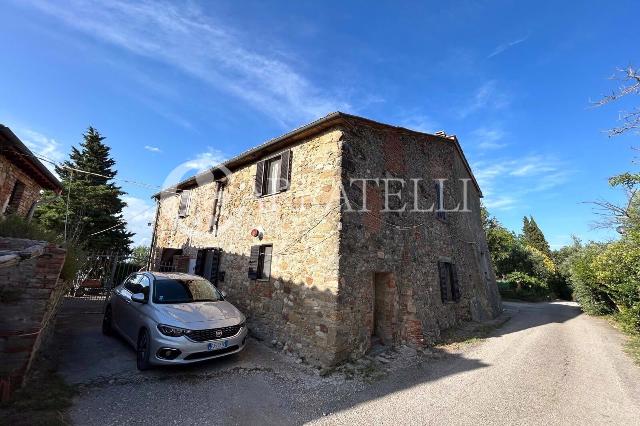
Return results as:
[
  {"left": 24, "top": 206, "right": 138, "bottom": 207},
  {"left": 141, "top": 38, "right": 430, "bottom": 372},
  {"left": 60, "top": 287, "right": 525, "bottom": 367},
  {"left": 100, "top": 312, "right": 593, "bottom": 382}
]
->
[{"left": 157, "top": 324, "right": 190, "bottom": 337}]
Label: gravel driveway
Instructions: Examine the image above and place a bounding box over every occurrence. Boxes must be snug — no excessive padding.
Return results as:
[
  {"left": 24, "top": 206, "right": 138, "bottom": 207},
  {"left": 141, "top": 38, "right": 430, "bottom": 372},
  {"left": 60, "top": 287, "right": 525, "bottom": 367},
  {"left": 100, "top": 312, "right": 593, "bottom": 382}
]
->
[{"left": 53, "top": 300, "right": 640, "bottom": 425}]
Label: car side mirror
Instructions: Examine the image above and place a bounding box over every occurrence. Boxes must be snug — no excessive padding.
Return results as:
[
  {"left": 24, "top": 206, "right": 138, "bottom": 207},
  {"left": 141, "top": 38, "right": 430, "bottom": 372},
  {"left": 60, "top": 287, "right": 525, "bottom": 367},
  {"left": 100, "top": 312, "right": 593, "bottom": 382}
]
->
[
  {"left": 131, "top": 293, "right": 146, "bottom": 303},
  {"left": 220, "top": 290, "right": 227, "bottom": 299}
]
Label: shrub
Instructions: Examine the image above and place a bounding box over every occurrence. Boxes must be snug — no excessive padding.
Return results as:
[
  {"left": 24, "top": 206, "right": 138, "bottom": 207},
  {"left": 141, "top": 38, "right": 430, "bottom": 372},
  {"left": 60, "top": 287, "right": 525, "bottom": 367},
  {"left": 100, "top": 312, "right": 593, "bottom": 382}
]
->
[
  {"left": 565, "top": 242, "right": 616, "bottom": 315},
  {"left": 0, "top": 215, "right": 83, "bottom": 281},
  {"left": 498, "top": 272, "right": 552, "bottom": 301},
  {"left": 505, "top": 271, "right": 548, "bottom": 292}
]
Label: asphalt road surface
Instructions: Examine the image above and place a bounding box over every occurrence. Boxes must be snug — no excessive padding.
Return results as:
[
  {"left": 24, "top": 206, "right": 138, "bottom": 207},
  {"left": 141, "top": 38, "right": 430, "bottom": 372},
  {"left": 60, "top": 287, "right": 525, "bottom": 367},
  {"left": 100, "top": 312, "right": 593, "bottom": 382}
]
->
[{"left": 57, "top": 300, "right": 640, "bottom": 425}]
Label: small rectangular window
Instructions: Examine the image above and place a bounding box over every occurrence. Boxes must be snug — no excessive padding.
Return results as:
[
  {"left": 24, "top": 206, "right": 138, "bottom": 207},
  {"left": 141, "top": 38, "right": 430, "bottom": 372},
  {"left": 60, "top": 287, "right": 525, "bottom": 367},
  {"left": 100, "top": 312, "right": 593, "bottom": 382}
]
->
[
  {"left": 249, "top": 244, "right": 272, "bottom": 280},
  {"left": 257, "top": 245, "right": 272, "bottom": 280},
  {"left": 263, "top": 156, "right": 281, "bottom": 196},
  {"left": 178, "top": 190, "right": 191, "bottom": 217},
  {"left": 254, "top": 149, "right": 291, "bottom": 197}
]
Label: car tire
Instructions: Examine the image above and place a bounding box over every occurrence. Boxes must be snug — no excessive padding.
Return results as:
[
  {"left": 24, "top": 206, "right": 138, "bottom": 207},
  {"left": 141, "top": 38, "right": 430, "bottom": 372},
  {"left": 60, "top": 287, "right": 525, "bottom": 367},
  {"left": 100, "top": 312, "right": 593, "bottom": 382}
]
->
[
  {"left": 136, "top": 328, "right": 152, "bottom": 371},
  {"left": 102, "top": 306, "right": 113, "bottom": 336}
]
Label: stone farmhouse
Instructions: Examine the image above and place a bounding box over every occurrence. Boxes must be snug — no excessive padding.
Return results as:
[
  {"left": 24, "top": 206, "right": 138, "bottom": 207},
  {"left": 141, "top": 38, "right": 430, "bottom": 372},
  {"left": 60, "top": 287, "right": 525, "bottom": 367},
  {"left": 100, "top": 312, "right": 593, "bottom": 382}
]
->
[
  {"left": 150, "top": 112, "right": 502, "bottom": 366},
  {"left": 0, "top": 125, "right": 63, "bottom": 218}
]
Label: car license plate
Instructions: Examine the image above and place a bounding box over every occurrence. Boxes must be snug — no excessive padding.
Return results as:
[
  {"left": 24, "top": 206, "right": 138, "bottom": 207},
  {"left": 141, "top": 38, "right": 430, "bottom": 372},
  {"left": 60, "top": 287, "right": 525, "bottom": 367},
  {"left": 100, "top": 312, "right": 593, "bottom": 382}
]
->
[{"left": 207, "top": 340, "right": 229, "bottom": 351}]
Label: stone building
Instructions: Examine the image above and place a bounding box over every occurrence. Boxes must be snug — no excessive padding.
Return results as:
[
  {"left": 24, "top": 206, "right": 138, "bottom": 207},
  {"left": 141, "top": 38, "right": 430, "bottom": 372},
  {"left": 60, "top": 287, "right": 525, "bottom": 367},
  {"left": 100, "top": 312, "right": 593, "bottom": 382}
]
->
[
  {"left": 0, "top": 125, "right": 63, "bottom": 218},
  {"left": 150, "top": 112, "right": 502, "bottom": 366}
]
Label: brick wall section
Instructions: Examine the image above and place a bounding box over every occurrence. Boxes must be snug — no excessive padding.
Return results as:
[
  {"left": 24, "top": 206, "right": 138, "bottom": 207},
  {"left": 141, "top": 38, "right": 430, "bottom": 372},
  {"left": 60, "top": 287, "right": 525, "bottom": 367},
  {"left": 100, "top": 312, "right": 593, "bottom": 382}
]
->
[
  {"left": 337, "top": 121, "right": 502, "bottom": 361},
  {"left": 0, "top": 238, "right": 66, "bottom": 401},
  {"left": 0, "top": 155, "right": 42, "bottom": 217}
]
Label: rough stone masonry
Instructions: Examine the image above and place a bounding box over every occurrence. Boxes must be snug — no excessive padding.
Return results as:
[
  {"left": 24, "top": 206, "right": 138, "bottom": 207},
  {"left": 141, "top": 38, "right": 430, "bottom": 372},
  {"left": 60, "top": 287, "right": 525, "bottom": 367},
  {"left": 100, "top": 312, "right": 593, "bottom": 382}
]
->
[
  {"left": 151, "top": 112, "right": 502, "bottom": 366},
  {"left": 0, "top": 238, "right": 67, "bottom": 400}
]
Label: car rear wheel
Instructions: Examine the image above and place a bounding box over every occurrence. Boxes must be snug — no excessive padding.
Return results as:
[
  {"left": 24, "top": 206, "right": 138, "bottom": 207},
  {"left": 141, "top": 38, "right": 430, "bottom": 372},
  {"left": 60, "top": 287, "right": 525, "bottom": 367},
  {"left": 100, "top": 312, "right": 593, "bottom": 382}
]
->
[
  {"left": 102, "top": 306, "right": 113, "bottom": 336},
  {"left": 136, "top": 329, "right": 151, "bottom": 371}
]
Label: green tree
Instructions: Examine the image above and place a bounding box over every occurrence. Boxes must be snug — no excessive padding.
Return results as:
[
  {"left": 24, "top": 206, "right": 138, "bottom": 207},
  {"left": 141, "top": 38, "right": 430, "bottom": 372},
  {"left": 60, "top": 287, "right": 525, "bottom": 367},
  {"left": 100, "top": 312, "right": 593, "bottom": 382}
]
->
[
  {"left": 131, "top": 245, "right": 150, "bottom": 261},
  {"left": 522, "top": 216, "right": 552, "bottom": 256},
  {"left": 35, "top": 127, "right": 133, "bottom": 252}
]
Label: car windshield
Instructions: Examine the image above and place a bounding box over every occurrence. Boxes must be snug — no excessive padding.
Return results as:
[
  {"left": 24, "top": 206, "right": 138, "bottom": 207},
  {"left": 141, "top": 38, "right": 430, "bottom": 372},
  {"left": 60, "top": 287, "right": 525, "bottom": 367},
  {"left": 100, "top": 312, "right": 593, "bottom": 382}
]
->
[{"left": 153, "top": 278, "right": 222, "bottom": 304}]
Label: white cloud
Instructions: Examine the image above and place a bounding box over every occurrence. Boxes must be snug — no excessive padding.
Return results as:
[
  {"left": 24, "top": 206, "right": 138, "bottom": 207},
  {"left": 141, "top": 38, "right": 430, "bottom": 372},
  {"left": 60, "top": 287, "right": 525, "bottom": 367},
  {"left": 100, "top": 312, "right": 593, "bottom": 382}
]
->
[
  {"left": 122, "top": 195, "right": 156, "bottom": 247},
  {"left": 483, "top": 196, "right": 517, "bottom": 210},
  {"left": 399, "top": 114, "right": 440, "bottom": 134},
  {"left": 17, "top": 128, "right": 65, "bottom": 175},
  {"left": 471, "top": 127, "right": 507, "bottom": 150},
  {"left": 144, "top": 145, "right": 162, "bottom": 153},
  {"left": 458, "top": 81, "right": 510, "bottom": 118},
  {"left": 487, "top": 35, "right": 529, "bottom": 59},
  {"left": 162, "top": 148, "right": 228, "bottom": 189},
  {"left": 473, "top": 155, "right": 570, "bottom": 210},
  {"left": 25, "top": 0, "right": 348, "bottom": 126}
]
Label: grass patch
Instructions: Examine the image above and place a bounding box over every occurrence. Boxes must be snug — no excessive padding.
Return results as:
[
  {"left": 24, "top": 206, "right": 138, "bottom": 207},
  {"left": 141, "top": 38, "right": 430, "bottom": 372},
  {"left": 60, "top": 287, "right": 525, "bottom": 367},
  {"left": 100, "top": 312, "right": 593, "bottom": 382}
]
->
[
  {"left": 0, "top": 356, "right": 75, "bottom": 426},
  {"left": 624, "top": 334, "right": 640, "bottom": 366}
]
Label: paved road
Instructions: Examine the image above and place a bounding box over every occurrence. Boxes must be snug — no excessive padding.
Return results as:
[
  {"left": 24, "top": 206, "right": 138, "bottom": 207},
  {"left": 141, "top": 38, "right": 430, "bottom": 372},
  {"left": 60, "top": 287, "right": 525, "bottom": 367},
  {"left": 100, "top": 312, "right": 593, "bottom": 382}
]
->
[
  {"left": 57, "top": 300, "right": 640, "bottom": 425},
  {"left": 316, "top": 301, "right": 640, "bottom": 425}
]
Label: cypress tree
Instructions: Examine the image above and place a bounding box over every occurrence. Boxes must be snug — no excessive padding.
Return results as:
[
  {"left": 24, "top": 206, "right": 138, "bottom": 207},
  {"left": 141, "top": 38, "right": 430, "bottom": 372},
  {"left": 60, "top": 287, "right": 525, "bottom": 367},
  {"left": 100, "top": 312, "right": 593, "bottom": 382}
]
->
[
  {"left": 35, "top": 127, "right": 133, "bottom": 252},
  {"left": 522, "top": 215, "right": 551, "bottom": 256}
]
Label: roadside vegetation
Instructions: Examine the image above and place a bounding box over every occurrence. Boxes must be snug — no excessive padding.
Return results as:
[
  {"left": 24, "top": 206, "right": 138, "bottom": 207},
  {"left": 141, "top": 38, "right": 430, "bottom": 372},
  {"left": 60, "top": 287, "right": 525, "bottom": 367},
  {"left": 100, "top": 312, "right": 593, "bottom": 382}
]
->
[
  {"left": 483, "top": 208, "right": 572, "bottom": 302},
  {"left": 0, "top": 352, "right": 75, "bottom": 426},
  {"left": 0, "top": 215, "right": 83, "bottom": 281},
  {"left": 485, "top": 65, "right": 640, "bottom": 363}
]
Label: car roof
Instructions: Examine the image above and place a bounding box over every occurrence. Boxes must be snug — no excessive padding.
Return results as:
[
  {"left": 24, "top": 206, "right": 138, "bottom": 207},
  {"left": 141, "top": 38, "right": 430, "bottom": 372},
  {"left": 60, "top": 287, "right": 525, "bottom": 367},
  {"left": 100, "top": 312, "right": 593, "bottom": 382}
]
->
[{"left": 142, "top": 271, "right": 203, "bottom": 280}]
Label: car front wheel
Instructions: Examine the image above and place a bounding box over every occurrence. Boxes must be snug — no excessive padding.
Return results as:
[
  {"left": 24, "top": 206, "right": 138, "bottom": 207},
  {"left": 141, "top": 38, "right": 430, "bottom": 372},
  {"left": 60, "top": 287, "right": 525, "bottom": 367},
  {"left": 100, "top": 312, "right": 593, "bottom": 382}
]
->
[{"left": 136, "top": 328, "right": 152, "bottom": 371}]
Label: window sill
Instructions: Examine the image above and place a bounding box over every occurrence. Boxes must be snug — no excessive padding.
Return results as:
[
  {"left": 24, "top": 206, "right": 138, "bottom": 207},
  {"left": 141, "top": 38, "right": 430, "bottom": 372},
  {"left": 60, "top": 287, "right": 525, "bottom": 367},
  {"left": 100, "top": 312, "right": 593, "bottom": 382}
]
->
[{"left": 256, "top": 191, "right": 285, "bottom": 199}]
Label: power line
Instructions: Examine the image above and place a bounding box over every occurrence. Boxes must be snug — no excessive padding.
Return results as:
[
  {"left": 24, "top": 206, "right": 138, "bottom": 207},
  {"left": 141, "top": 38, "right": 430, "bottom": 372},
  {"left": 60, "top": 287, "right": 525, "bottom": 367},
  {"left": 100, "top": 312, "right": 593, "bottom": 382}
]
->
[
  {"left": 1, "top": 148, "right": 178, "bottom": 193},
  {"left": 88, "top": 203, "right": 156, "bottom": 237}
]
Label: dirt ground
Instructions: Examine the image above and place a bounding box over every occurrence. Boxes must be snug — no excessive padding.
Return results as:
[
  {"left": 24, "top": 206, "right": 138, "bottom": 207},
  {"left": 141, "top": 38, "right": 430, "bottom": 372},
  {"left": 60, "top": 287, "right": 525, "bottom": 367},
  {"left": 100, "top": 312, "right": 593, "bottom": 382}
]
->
[{"left": 7, "top": 299, "right": 640, "bottom": 425}]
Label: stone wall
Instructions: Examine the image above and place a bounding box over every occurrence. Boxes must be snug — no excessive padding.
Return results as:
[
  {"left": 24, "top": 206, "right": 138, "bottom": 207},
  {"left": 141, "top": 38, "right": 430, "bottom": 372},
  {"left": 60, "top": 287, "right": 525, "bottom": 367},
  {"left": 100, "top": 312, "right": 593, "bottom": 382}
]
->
[
  {"left": 337, "top": 121, "right": 502, "bottom": 361},
  {"left": 152, "top": 117, "right": 502, "bottom": 366},
  {"left": 0, "top": 238, "right": 66, "bottom": 401},
  {"left": 0, "top": 155, "right": 42, "bottom": 218},
  {"left": 152, "top": 129, "right": 344, "bottom": 365}
]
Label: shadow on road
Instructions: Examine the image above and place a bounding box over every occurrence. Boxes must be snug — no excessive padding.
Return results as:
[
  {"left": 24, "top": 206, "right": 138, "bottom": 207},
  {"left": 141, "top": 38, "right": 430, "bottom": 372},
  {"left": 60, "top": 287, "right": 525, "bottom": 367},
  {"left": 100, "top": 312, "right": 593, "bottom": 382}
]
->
[{"left": 50, "top": 296, "right": 584, "bottom": 424}]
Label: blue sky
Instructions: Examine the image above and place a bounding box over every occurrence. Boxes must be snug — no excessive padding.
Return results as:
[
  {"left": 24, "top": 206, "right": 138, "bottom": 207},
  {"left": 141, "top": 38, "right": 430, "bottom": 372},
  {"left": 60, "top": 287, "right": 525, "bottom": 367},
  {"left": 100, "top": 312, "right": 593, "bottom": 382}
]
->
[{"left": 1, "top": 0, "right": 638, "bottom": 247}]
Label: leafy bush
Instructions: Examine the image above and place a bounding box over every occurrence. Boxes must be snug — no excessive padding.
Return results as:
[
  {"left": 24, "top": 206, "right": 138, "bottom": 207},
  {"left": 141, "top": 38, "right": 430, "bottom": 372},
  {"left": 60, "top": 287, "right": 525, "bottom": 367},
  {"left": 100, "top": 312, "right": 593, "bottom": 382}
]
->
[
  {"left": 505, "top": 271, "right": 548, "bottom": 292},
  {"left": 498, "top": 272, "right": 552, "bottom": 301},
  {"left": 0, "top": 215, "right": 83, "bottom": 281}
]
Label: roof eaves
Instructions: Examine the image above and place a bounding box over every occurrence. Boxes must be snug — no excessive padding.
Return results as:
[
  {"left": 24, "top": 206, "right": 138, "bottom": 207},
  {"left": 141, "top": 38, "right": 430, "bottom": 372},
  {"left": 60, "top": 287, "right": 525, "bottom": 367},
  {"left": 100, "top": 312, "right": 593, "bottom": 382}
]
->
[
  {"left": 152, "top": 111, "right": 483, "bottom": 198},
  {"left": 0, "top": 125, "right": 63, "bottom": 192}
]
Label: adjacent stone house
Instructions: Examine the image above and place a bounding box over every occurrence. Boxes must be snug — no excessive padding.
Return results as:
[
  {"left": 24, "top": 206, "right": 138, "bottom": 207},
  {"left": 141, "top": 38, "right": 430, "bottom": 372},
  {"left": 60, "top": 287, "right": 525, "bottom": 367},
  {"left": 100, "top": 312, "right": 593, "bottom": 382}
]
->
[
  {"left": 0, "top": 125, "right": 63, "bottom": 218},
  {"left": 150, "top": 112, "right": 502, "bottom": 366}
]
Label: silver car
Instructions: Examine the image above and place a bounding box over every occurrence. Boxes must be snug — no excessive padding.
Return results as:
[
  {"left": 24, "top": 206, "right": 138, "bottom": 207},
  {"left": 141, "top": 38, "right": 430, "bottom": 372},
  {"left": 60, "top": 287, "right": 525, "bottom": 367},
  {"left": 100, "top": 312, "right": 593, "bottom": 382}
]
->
[{"left": 102, "top": 271, "right": 248, "bottom": 370}]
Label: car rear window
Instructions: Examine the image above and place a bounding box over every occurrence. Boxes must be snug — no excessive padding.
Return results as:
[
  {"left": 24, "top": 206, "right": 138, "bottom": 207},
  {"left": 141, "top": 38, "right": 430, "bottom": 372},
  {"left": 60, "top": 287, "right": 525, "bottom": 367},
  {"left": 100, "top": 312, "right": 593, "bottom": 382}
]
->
[{"left": 153, "top": 278, "right": 222, "bottom": 304}]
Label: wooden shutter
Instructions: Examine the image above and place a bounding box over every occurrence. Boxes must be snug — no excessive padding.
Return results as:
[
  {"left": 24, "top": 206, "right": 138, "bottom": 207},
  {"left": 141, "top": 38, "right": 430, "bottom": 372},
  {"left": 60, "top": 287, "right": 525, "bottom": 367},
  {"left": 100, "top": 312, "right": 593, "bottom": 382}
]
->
[
  {"left": 194, "top": 249, "right": 204, "bottom": 276},
  {"left": 438, "top": 261, "right": 449, "bottom": 302},
  {"left": 255, "top": 160, "right": 265, "bottom": 197},
  {"left": 278, "top": 149, "right": 292, "bottom": 192},
  {"left": 209, "top": 249, "right": 221, "bottom": 285},
  {"left": 451, "top": 263, "right": 461, "bottom": 301},
  {"left": 6, "top": 180, "right": 25, "bottom": 213},
  {"left": 248, "top": 245, "right": 260, "bottom": 279}
]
